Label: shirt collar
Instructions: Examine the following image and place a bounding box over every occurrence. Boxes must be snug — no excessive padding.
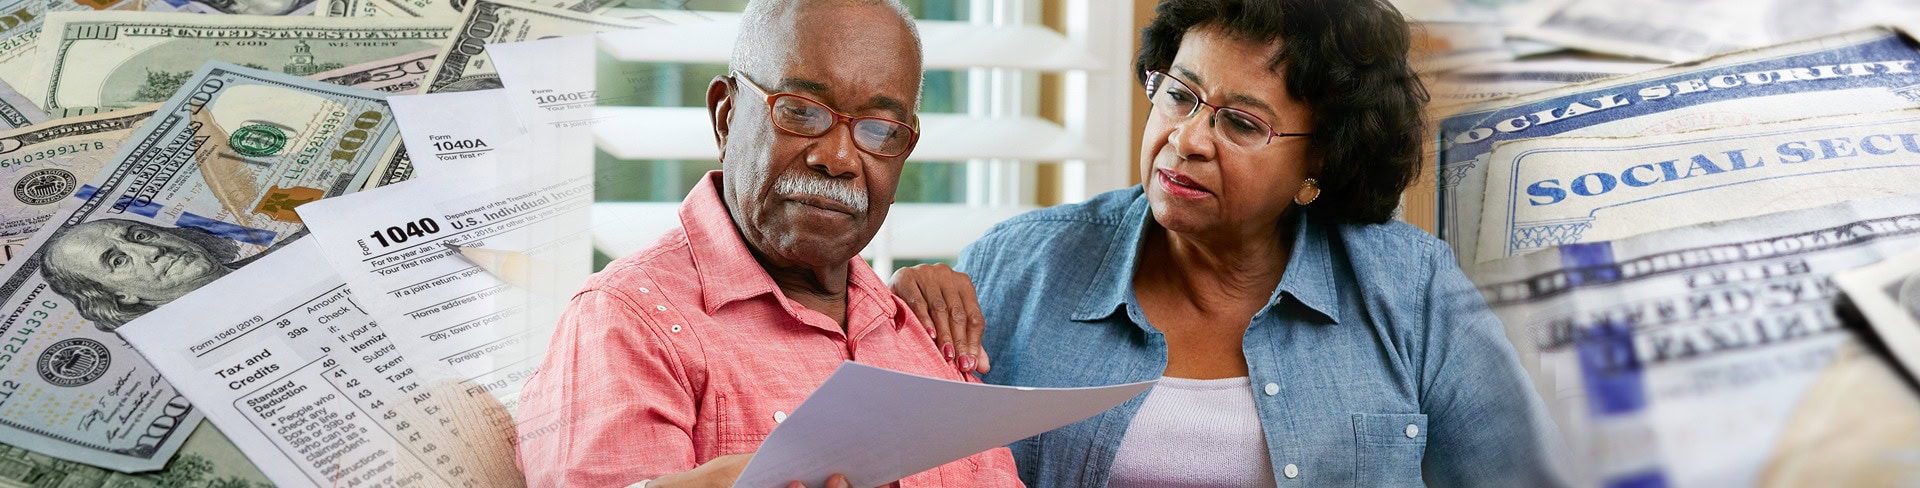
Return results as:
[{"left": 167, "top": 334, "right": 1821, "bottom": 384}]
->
[
  {"left": 1070, "top": 191, "right": 1151, "bottom": 322},
  {"left": 679, "top": 171, "right": 901, "bottom": 330},
  {"left": 1070, "top": 189, "right": 1342, "bottom": 324},
  {"left": 1275, "top": 209, "right": 1341, "bottom": 324}
]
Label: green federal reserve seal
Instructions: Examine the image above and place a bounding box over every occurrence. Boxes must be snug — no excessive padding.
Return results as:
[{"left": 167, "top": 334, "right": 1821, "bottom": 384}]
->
[{"left": 230, "top": 124, "right": 289, "bottom": 157}]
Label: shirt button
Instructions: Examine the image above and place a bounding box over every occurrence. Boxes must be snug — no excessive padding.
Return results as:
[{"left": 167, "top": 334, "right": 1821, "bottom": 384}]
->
[
  {"left": 655, "top": 305, "right": 667, "bottom": 312},
  {"left": 638, "top": 287, "right": 650, "bottom": 294},
  {"left": 773, "top": 411, "right": 787, "bottom": 423},
  {"left": 670, "top": 324, "right": 682, "bottom": 333},
  {"left": 1283, "top": 463, "right": 1298, "bottom": 479},
  {"left": 1405, "top": 424, "right": 1419, "bottom": 438},
  {"left": 1263, "top": 383, "right": 1279, "bottom": 396}
]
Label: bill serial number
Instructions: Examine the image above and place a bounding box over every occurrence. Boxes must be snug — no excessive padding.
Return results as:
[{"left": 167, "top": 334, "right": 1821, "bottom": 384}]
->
[{"left": 0, "top": 142, "right": 106, "bottom": 168}]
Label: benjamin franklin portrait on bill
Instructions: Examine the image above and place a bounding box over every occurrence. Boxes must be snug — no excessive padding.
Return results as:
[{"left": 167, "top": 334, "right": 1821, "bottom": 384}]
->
[{"left": 29, "top": 218, "right": 242, "bottom": 331}]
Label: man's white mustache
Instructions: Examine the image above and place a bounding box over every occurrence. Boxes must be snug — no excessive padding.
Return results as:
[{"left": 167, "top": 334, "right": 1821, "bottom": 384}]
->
[{"left": 774, "top": 173, "right": 869, "bottom": 213}]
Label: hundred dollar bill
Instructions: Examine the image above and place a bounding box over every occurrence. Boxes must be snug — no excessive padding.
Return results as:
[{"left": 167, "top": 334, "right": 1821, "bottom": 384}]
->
[
  {"left": 1835, "top": 246, "right": 1920, "bottom": 381},
  {"left": 420, "top": 0, "right": 680, "bottom": 93},
  {"left": 1515, "top": 0, "right": 1920, "bottom": 62},
  {"left": 0, "top": 421, "right": 274, "bottom": 486},
  {"left": 0, "top": 237, "right": 24, "bottom": 265},
  {"left": 363, "top": 144, "right": 413, "bottom": 189},
  {"left": 322, "top": 0, "right": 458, "bottom": 18},
  {"left": 0, "top": 0, "right": 35, "bottom": 86},
  {"left": 308, "top": 49, "right": 439, "bottom": 94},
  {"left": 1437, "top": 27, "right": 1920, "bottom": 266},
  {"left": 0, "top": 0, "right": 35, "bottom": 38},
  {"left": 1477, "top": 109, "right": 1920, "bottom": 263},
  {"left": 0, "top": 0, "right": 143, "bottom": 94},
  {"left": 1472, "top": 193, "right": 1920, "bottom": 488},
  {"left": 305, "top": 51, "right": 437, "bottom": 189},
  {"left": 0, "top": 79, "right": 47, "bottom": 130},
  {"left": 139, "top": 0, "right": 318, "bottom": 16},
  {"left": 18, "top": 11, "right": 453, "bottom": 118},
  {"left": 323, "top": 0, "right": 624, "bottom": 19},
  {"left": 0, "top": 62, "right": 400, "bottom": 471},
  {"left": 0, "top": 106, "right": 158, "bottom": 266}
]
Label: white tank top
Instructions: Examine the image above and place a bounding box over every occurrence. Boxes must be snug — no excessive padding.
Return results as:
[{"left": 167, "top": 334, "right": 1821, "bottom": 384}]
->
[{"left": 1108, "top": 376, "right": 1277, "bottom": 487}]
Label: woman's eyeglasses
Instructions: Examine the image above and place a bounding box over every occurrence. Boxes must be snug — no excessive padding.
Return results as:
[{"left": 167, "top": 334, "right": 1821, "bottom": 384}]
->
[
  {"left": 732, "top": 71, "right": 920, "bottom": 158},
  {"left": 1143, "top": 70, "right": 1310, "bottom": 149}
]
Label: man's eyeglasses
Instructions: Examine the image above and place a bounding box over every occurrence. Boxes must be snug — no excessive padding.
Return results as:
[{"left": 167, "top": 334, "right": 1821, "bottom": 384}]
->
[
  {"left": 1143, "top": 70, "right": 1310, "bottom": 149},
  {"left": 732, "top": 71, "right": 920, "bottom": 158}
]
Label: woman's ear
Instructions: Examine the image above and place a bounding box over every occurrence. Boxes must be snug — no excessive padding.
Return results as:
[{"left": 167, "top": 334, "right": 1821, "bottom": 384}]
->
[
  {"left": 706, "top": 75, "right": 735, "bottom": 161},
  {"left": 1305, "top": 140, "right": 1329, "bottom": 175}
]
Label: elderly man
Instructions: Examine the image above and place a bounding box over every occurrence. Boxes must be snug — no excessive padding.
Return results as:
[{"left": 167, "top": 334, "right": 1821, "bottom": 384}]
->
[{"left": 514, "top": 1, "right": 1022, "bottom": 487}]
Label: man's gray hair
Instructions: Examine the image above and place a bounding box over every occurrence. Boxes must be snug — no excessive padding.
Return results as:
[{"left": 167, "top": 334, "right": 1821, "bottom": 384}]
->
[{"left": 729, "top": 0, "right": 924, "bottom": 101}]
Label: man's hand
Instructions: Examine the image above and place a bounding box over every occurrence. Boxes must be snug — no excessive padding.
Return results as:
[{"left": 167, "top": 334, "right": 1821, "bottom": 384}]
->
[
  {"left": 650, "top": 455, "right": 859, "bottom": 488},
  {"left": 651, "top": 454, "right": 751, "bottom": 488},
  {"left": 786, "top": 474, "right": 854, "bottom": 488},
  {"left": 889, "top": 263, "right": 990, "bottom": 374}
]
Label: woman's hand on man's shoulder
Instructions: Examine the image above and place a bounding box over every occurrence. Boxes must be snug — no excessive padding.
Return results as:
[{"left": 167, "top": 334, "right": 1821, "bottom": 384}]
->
[{"left": 890, "top": 263, "right": 991, "bottom": 374}]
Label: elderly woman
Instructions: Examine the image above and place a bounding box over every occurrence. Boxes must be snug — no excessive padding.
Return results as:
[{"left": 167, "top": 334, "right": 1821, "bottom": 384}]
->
[{"left": 890, "top": 0, "right": 1565, "bottom": 486}]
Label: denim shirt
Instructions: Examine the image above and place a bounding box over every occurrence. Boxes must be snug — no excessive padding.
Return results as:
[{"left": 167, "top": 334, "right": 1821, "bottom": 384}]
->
[{"left": 957, "top": 187, "right": 1565, "bottom": 487}]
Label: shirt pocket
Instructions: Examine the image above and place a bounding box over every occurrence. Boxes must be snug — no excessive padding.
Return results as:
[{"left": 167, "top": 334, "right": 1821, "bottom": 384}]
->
[
  {"left": 715, "top": 392, "right": 776, "bottom": 456},
  {"left": 1352, "top": 413, "right": 1427, "bottom": 487}
]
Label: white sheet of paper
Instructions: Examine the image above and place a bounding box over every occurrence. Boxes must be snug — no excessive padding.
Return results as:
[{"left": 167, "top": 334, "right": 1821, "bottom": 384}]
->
[
  {"left": 294, "top": 174, "right": 594, "bottom": 407},
  {"left": 734, "top": 362, "right": 1154, "bottom": 488},
  {"left": 485, "top": 36, "right": 599, "bottom": 181},
  {"left": 387, "top": 89, "right": 530, "bottom": 182},
  {"left": 118, "top": 240, "right": 518, "bottom": 487}
]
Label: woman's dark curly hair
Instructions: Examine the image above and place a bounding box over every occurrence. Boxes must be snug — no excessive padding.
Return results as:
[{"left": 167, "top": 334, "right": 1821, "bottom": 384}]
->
[{"left": 1138, "top": 0, "right": 1428, "bottom": 224}]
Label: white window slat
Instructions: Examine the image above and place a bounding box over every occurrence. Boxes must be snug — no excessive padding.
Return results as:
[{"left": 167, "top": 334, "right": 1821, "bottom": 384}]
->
[{"left": 596, "top": 12, "right": 1104, "bottom": 72}]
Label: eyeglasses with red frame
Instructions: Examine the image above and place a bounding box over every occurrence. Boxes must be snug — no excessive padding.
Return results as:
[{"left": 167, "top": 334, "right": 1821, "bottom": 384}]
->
[{"left": 731, "top": 71, "right": 921, "bottom": 158}]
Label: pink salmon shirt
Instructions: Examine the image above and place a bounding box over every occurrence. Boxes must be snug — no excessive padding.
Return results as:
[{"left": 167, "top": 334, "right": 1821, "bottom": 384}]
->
[{"left": 516, "top": 171, "right": 1023, "bottom": 488}]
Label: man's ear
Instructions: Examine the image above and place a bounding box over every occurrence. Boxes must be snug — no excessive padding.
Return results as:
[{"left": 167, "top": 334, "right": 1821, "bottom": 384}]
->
[{"left": 707, "top": 75, "right": 735, "bottom": 162}]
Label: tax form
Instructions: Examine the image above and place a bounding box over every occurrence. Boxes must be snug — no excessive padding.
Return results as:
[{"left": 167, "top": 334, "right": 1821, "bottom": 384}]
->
[
  {"left": 286, "top": 34, "right": 599, "bottom": 415},
  {"left": 121, "top": 239, "right": 525, "bottom": 487},
  {"left": 294, "top": 173, "right": 594, "bottom": 410},
  {"left": 486, "top": 36, "right": 602, "bottom": 181},
  {"left": 387, "top": 89, "right": 530, "bottom": 182}
]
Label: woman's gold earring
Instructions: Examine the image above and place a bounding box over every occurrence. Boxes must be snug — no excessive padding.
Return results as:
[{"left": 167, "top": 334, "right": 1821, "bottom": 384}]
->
[{"left": 1294, "top": 178, "right": 1321, "bottom": 205}]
